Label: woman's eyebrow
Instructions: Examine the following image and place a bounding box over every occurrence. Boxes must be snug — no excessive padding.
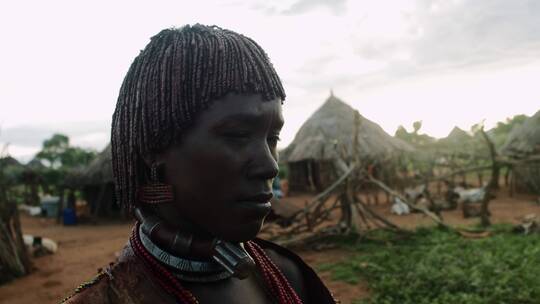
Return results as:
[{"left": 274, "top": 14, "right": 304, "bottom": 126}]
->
[
  {"left": 212, "top": 113, "right": 266, "bottom": 129},
  {"left": 212, "top": 113, "right": 284, "bottom": 132}
]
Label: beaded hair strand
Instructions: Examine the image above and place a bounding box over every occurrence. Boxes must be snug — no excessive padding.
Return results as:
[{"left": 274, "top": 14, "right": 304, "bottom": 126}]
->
[{"left": 111, "top": 24, "right": 286, "bottom": 213}]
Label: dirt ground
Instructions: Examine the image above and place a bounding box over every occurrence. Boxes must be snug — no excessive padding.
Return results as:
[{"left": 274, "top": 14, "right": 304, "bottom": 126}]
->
[{"left": 0, "top": 190, "right": 538, "bottom": 304}]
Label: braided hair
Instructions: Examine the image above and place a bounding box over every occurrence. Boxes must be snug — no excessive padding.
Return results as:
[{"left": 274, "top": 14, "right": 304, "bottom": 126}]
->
[{"left": 111, "top": 24, "right": 286, "bottom": 213}]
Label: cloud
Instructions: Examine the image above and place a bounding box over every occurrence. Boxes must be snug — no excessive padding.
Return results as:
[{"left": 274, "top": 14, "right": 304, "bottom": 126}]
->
[
  {"left": 251, "top": 0, "right": 347, "bottom": 16},
  {"left": 0, "top": 121, "right": 109, "bottom": 161},
  {"left": 308, "top": 0, "right": 540, "bottom": 91},
  {"left": 410, "top": 0, "right": 540, "bottom": 68},
  {"left": 248, "top": 0, "right": 540, "bottom": 131},
  {"left": 282, "top": 0, "right": 347, "bottom": 15}
]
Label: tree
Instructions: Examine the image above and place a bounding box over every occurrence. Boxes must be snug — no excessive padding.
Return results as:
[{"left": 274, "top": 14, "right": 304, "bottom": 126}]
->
[
  {"left": 489, "top": 114, "right": 528, "bottom": 148},
  {"left": 61, "top": 146, "right": 96, "bottom": 168},
  {"left": 395, "top": 121, "right": 436, "bottom": 148},
  {"left": 35, "top": 134, "right": 70, "bottom": 169},
  {"left": 413, "top": 120, "right": 422, "bottom": 134},
  {"left": 35, "top": 133, "right": 97, "bottom": 192},
  {"left": 33, "top": 134, "right": 97, "bottom": 221}
]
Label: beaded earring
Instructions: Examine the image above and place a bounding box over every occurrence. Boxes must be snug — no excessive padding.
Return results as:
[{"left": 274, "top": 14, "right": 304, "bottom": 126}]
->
[{"left": 137, "top": 163, "right": 174, "bottom": 204}]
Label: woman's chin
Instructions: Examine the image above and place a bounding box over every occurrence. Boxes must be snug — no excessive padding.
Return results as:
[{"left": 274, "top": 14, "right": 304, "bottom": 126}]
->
[{"left": 214, "top": 219, "right": 264, "bottom": 243}]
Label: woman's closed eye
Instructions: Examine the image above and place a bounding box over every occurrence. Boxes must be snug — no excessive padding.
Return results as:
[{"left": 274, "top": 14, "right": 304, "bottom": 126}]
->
[
  {"left": 220, "top": 131, "right": 252, "bottom": 145},
  {"left": 222, "top": 131, "right": 250, "bottom": 139}
]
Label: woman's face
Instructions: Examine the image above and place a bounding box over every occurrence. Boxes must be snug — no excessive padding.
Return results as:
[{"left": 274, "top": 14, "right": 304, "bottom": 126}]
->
[{"left": 156, "top": 93, "right": 283, "bottom": 242}]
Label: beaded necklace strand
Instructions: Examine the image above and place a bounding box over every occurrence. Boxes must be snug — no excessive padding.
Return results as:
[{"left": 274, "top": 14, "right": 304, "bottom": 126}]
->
[{"left": 130, "top": 223, "right": 303, "bottom": 304}]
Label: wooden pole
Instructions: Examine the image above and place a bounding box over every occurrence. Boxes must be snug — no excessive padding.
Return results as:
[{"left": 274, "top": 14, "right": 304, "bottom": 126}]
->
[
  {"left": 480, "top": 127, "right": 500, "bottom": 190},
  {"left": 509, "top": 169, "right": 515, "bottom": 197},
  {"left": 367, "top": 175, "right": 451, "bottom": 229},
  {"left": 478, "top": 127, "right": 499, "bottom": 226}
]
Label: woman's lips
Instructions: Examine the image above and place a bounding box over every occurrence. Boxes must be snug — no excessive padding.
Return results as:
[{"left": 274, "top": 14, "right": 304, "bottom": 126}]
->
[
  {"left": 234, "top": 200, "right": 272, "bottom": 218},
  {"left": 231, "top": 192, "right": 273, "bottom": 218}
]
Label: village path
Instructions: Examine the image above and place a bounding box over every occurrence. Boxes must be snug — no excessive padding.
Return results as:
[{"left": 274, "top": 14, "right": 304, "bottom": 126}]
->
[{"left": 0, "top": 190, "right": 538, "bottom": 304}]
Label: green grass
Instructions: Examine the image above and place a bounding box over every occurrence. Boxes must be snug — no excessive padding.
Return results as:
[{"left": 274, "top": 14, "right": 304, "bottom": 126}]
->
[{"left": 318, "top": 225, "right": 540, "bottom": 304}]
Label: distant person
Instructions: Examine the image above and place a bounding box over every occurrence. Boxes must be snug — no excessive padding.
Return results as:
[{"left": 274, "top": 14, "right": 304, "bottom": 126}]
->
[
  {"left": 62, "top": 25, "right": 336, "bottom": 303},
  {"left": 272, "top": 175, "right": 284, "bottom": 199}
]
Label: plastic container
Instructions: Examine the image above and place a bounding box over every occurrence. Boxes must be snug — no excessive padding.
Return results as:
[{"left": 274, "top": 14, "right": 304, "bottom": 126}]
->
[
  {"left": 40, "top": 197, "right": 59, "bottom": 218},
  {"left": 63, "top": 208, "right": 77, "bottom": 226}
]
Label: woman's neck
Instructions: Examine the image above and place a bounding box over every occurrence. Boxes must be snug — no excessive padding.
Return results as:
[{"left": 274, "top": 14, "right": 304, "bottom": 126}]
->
[
  {"left": 135, "top": 207, "right": 215, "bottom": 260},
  {"left": 135, "top": 207, "right": 255, "bottom": 279}
]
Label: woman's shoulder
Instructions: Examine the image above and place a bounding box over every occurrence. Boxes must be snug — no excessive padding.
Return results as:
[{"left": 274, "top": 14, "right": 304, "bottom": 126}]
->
[
  {"left": 60, "top": 245, "right": 174, "bottom": 304},
  {"left": 60, "top": 271, "right": 111, "bottom": 304},
  {"left": 253, "top": 238, "right": 339, "bottom": 304}
]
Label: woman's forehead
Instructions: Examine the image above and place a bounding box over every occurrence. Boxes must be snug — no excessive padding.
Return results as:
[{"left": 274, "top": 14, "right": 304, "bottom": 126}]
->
[{"left": 199, "top": 93, "right": 284, "bottom": 126}]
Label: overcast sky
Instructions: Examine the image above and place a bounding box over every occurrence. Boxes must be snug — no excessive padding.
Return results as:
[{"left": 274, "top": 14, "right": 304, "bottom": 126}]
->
[{"left": 1, "top": 0, "right": 539, "bottom": 162}]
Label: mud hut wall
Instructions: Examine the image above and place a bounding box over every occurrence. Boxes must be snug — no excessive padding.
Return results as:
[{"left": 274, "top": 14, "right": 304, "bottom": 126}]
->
[
  {"left": 513, "top": 162, "right": 540, "bottom": 195},
  {"left": 82, "top": 183, "right": 118, "bottom": 217},
  {"left": 312, "top": 160, "right": 337, "bottom": 191},
  {"left": 287, "top": 160, "right": 311, "bottom": 193},
  {"left": 287, "top": 159, "right": 336, "bottom": 193}
]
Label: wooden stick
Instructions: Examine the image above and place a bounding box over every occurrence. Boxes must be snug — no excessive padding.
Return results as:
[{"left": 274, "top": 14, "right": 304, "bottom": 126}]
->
[
  {"left": 355, "top": 198, "right": 403, "bottom": 231},
  {"left": 367, "top": 175, "right": 453, "bottom": 229},
  {"left": 289, "top": 164, "right": 355, "bottom": 220}
]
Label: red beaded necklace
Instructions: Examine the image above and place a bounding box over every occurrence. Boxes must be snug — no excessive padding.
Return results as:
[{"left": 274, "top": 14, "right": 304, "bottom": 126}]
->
[{"left": 130, "top": 224, "right": 303, "bottom": 304}]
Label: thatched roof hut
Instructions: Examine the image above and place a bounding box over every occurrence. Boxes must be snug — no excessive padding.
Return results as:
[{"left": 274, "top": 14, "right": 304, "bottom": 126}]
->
[
  {"left": 0, "top": 157, "right": 25, "bottom": 185},
  {"left": 81, "top": 144, "right": 113, "bottom": 185},
  {"left": 25, "top": 158, "right": 45, "bottom": 171},
  {"left": 282, "top": 93, "right": 412, "bottom": 163},
  {"left": 439, "top": 127, "right": 472, "bottom": 146},
  {"left": 281, "top": 93, "right": 413, "bottom": 192},
  {"left": 501, "top": 110, "right": 540, "bottom": 158},
  {"left": 500, "top": 110, "right": 540, "bottom": 194},
  {"left": 0, "top": 156, "right": 21, "bottom": 168},
  {"left": 436, "top": 126, "right": 482, "bottom": 153},
  {"left": 77, "top": 144, "right": 118, "bottom": 217}
]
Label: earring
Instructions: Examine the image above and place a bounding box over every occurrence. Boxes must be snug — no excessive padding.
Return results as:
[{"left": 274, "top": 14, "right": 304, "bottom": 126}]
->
[{"left": 137, "top": 163, "right": 174, "bottom": 204}]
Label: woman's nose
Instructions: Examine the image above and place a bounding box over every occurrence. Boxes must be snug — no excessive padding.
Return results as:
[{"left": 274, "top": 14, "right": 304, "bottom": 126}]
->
[{"left": 246, "top": 141, "right": 279, "bottom": 180}]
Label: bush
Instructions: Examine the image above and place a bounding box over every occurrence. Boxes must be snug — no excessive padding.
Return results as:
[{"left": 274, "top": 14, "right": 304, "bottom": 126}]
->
[{"left": 319, "top": 226, "right": 540, "bottom": 304}]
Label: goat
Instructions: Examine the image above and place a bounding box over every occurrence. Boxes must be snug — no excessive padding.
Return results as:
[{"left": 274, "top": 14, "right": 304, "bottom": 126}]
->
[
  {"left": 453, "top": 186, "right": 494, "bottom": 218},
  {"left": 23, "top": 235, "right": 57, "bottom": 257}
]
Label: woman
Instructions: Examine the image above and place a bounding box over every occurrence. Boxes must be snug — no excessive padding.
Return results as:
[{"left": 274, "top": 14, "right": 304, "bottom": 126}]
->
[{"left": 62, "top": 24, "right": 337, "bottom": 304}]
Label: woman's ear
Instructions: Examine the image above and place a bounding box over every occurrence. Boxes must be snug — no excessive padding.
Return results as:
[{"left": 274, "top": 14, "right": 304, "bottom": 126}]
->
[
  {"left": 141, "top": 151, "right": 167, "bottom": 168},
  {"left": 140, "top": 151, "right": 170, "bottom": 183}
]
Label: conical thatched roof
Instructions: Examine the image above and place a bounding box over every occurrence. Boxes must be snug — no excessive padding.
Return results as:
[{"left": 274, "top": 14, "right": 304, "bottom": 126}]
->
[
  {"left": 0, "top": 156, "right": 21, "bottom": 168},
  {"left": 26, "top": 158, "right": 45, "bottom": 171},
  {"left": 435, "top": 126, "right": 478, "bottom": 151},
  {"left": 281, "top": 94, "right": 413, "bottom": 162},
  {"left": 0, "top": 156, "right": 25, "bottom": 184},
  {"left": 501, "top": 110, "right": 540, "bottom": 158},
  {"left": 440, "top": 127, "right": 472, "bottom": 144},
  {"left": 80, "top": 144, "right": 113, "bottom": 185}
]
